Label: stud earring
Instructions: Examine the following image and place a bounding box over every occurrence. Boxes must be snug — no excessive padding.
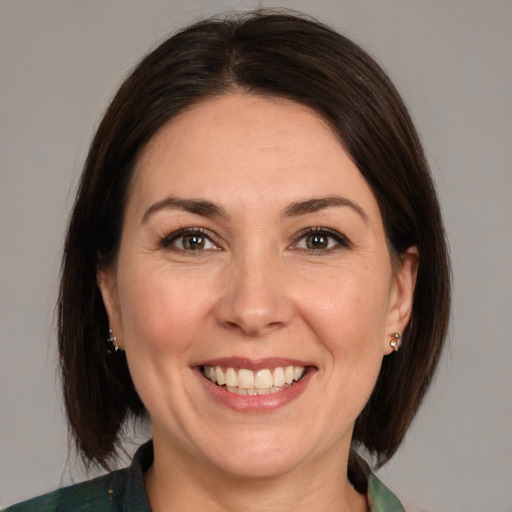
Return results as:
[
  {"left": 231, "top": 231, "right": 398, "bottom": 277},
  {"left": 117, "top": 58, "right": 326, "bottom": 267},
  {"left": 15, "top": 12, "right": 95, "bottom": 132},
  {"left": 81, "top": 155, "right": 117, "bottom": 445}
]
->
[
  {"left": 106, "top": 329, "right": 119, "bottom": 354},
  {"left": 389, "top": 332, "right": 401, "bottom": 352}
]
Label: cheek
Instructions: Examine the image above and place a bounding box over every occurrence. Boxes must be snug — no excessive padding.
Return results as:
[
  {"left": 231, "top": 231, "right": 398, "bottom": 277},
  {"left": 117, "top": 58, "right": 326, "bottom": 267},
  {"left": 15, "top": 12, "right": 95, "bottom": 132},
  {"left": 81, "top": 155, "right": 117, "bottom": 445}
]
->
[
  {"left": 116, "top": 261, "right": 215, "bottom": 354},
  {"left": 290, "top": 272, "right": 390, "bottom": 442},
  {"left": 299, "top": 273, "right": 391, "bottom": 344},
  {"left": 114, "top": 262, "right": 217, "bottom": 424},
  {"left": 294, "top": 264, "right": 392, "bottom": 398}
]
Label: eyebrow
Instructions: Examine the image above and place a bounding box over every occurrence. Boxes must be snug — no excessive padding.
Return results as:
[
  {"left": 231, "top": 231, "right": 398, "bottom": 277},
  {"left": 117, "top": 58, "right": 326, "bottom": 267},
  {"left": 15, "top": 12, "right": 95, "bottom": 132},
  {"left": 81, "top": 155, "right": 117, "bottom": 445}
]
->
[
  {"left": 283, "top": 196, "right": 368, "bottom": 223},
  {"left": 141, "top": 196, "right": 227, "bottom": 224},
  {"left": 141, "top": 195, "right": 368, "bottom": 224}
]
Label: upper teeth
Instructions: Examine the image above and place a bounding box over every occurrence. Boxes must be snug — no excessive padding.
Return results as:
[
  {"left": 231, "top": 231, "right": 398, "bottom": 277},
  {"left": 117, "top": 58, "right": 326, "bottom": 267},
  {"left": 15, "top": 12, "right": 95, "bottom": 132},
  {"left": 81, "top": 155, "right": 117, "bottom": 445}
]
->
[{"left": 203, "top": 365, "right": 306, "bottom": 392}]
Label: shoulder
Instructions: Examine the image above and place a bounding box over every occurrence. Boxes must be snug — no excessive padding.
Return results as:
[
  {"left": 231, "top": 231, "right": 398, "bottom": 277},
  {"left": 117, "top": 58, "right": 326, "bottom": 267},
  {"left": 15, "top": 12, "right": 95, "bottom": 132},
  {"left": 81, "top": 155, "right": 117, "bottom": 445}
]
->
[
  {"left": 4, "top": 442, "right": 153, "bottom": 512},
  {"left": 349, "top": 451, "right": 406, "bottom": 512},
  {"left": 3, "top": 471, "right": 120, "bottom": 512},
  {"left": 367, "top": 472, "right": 406, "bottom": 512}
]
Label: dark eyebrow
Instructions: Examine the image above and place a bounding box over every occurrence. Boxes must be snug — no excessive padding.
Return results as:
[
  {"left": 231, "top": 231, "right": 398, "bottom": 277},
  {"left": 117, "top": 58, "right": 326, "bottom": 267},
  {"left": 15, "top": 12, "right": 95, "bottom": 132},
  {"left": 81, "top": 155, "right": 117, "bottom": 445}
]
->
[
  {"left": 141, "top": 196, "right": 227, "bottom": 224},
  {"left": 283, "top": 196, "right": 368, "bottom": 223}
]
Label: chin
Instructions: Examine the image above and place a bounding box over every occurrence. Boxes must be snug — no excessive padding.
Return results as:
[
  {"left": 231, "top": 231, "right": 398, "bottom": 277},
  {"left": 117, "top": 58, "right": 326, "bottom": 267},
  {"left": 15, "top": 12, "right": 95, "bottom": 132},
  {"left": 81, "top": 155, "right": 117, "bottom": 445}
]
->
[
  {"left": 200, "top": 431, "right": 306, "bottom": 480},
  {"left": 214, "top": 452, "right": 302, "bottom": 481}
]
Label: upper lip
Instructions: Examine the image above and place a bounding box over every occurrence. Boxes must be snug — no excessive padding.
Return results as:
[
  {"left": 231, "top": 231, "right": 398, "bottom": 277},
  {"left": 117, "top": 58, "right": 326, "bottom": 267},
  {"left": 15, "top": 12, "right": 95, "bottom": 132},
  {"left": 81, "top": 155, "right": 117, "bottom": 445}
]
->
[{"left": 193, "top": 357, "right": 316, "bottom": 371}]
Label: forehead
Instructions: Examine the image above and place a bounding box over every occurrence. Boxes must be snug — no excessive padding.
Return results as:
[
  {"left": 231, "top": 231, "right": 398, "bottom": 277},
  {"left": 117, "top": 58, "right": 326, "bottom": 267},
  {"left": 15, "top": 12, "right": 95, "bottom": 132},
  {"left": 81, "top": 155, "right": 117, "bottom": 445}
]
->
[{"left": 129, "top": 93, "right": 380, "bottom": 220}]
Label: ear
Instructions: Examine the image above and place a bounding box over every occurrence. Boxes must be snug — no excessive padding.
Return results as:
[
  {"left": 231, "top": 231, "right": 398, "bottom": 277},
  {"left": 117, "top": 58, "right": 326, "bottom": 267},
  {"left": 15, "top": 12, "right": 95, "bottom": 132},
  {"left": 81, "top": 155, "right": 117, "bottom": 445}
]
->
[
  {"left": 384, "top": 246, "right": 419, "bottom": 355},
  {"left": 97, "top": 265, "right": 124, "bottom": 350}
]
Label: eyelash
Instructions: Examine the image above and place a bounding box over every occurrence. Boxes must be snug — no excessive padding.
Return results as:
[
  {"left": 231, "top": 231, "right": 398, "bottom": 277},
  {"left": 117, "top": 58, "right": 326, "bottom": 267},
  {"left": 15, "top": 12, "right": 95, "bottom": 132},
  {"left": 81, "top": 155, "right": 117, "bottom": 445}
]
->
[
  {"left": 160, "top": 227, "right": 221, "bottom": 252},
  {"left": 159, "top": 226, "right": 350, "bottom": 253},
  {"left": 292, "top": 227, "right": 350, "bottom": 254}
]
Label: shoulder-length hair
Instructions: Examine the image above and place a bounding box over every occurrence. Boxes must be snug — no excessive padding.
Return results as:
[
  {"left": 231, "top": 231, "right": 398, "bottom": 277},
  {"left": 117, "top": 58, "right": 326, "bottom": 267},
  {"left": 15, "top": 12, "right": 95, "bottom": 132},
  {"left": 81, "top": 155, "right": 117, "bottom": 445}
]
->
[{"left": 59, "top": 10, "right": 450, "bottom": 469}]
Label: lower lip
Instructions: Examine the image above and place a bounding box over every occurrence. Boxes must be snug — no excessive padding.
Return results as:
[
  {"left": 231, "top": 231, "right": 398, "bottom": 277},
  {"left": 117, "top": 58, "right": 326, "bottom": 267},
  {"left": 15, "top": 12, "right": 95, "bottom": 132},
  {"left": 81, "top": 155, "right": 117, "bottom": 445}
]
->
[{"left": 195, "top": 368, "right": 315, "bottom": 413}]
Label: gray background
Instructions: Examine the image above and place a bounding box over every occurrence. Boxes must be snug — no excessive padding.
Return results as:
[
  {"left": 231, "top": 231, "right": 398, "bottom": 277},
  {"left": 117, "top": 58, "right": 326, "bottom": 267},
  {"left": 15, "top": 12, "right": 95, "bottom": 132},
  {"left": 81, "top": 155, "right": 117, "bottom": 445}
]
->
[{"left": 1, "top": 1, "right": 511, "bottom": 511}]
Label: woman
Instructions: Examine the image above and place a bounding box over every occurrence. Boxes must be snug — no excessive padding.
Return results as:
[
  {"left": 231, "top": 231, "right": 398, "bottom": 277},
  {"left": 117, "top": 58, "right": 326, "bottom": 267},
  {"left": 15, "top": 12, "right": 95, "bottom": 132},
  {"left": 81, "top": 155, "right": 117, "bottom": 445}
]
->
[{"left": 6, "top": 10, "right": 450, "bottom": 512}]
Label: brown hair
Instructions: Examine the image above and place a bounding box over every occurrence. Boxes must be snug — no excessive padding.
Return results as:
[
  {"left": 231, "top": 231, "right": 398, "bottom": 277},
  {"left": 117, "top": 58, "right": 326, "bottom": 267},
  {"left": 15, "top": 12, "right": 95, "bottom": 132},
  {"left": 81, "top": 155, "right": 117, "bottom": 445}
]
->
[{"left": 59, "top": 10, "right": 450, "bottom": 469}]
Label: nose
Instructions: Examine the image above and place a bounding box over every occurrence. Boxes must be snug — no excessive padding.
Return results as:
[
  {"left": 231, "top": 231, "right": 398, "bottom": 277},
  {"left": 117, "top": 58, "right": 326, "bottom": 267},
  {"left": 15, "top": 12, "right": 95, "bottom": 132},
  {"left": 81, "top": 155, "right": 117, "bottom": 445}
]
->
[{"left": 214, "top": 250, "right": 294, "bottom": 337}]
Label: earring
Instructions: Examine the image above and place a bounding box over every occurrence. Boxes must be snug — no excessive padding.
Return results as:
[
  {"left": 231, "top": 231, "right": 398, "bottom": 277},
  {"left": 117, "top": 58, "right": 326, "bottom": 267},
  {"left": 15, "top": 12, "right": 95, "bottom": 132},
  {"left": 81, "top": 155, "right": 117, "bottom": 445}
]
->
[
  {"left": 389, "top": 332, "right": 401, "bottom": 352},
  {"left": 106, "top": 329, "right": 119, "bottom": 354}
]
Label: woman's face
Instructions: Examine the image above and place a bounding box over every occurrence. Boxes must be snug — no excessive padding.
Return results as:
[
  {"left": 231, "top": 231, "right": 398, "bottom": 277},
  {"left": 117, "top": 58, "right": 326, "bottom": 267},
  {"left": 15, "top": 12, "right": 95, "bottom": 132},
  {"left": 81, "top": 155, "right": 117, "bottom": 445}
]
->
[{"left": 98, "top": 93, "right": 417, "bottom": 479}]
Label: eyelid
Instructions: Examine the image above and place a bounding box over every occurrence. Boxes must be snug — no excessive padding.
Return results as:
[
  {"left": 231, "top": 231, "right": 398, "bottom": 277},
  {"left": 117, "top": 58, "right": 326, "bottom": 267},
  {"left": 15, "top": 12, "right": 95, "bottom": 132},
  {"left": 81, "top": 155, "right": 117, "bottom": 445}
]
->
[
  {"left": 160, "top": 227, "right": 222, "bottom": 251},
  {"left": 291, "top": 226, "right": 350, "bottom": 251},
  {"left": 158, "top": 226, "right": 349, "bottom": 252}
]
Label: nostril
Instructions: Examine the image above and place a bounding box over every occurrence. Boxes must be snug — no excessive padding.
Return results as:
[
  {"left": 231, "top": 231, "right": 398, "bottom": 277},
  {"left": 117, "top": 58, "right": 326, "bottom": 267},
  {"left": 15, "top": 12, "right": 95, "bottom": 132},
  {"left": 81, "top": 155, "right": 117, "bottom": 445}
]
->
[{"left": 223, "top": 318, "right": 287, "bottom": 337}]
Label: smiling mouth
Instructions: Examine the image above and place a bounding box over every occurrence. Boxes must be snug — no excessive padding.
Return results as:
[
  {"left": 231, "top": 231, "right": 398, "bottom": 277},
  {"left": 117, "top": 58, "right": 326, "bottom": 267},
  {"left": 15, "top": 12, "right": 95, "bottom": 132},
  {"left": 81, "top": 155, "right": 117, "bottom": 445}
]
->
[{"left": 201, "top": 365, "right": 307, "bottom": 395}]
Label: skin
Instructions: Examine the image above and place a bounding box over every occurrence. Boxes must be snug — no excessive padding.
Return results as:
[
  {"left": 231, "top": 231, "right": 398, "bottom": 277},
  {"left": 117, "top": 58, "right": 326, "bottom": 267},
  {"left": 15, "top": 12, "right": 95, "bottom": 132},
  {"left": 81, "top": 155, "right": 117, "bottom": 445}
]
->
[{"left": 98, "top": 93, "right": 418, "bottom": 512}]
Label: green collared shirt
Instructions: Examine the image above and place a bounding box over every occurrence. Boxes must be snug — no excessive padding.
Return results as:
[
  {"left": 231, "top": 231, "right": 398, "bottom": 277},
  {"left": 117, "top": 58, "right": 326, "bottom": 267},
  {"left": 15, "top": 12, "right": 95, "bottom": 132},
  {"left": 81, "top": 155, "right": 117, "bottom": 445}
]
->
[{"left": 4, "top": 442, "right": 405, "bottom": 511}]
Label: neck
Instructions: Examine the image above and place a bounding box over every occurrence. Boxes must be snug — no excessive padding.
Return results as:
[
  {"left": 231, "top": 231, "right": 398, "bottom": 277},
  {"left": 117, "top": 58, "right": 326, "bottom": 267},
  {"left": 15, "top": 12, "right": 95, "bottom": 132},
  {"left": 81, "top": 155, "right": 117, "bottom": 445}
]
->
[{"left": 145, "top": 431, "right": 368, "bottom": 512}]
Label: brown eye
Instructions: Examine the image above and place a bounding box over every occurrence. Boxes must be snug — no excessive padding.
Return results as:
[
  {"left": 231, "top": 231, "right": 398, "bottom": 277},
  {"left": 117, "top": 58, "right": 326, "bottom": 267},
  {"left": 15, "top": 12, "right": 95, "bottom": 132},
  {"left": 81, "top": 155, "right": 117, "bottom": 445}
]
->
[
  {"left": 162, "top": 229, "right": 219, "bottom": 251},
  {"left": 181, "top": 234, "right": 206, "bottom": 250},
  {"left": 294, "top": 228, "right": 349, "bottom": 252},
  {"left": 305, "top": 233, "right": 329, "bottom": 250}
]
